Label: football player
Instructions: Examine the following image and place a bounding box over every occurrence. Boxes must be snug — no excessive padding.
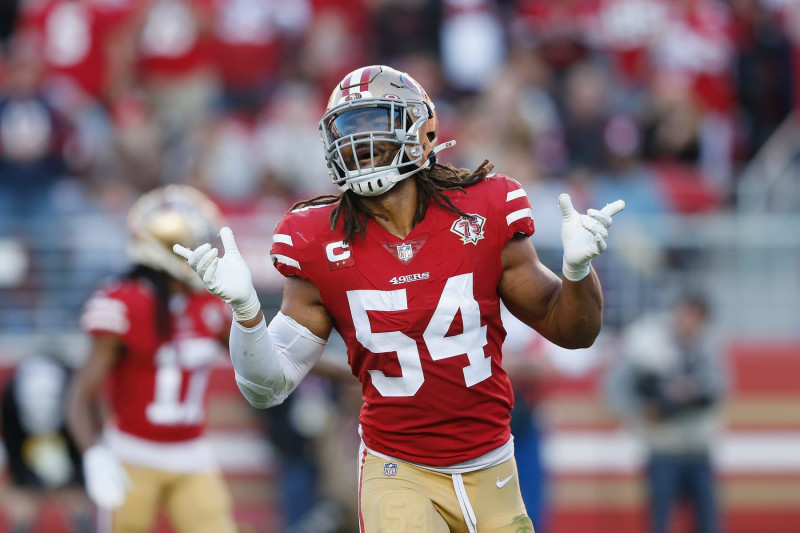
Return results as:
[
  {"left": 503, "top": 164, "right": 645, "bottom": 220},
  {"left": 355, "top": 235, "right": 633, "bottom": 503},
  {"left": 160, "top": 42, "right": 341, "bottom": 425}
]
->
[
  {"left": 66, "top": 185, "right": 237, "bottom": 533},
  {"left": 175, "top": 65, "right": 624, "bottom": 532}
]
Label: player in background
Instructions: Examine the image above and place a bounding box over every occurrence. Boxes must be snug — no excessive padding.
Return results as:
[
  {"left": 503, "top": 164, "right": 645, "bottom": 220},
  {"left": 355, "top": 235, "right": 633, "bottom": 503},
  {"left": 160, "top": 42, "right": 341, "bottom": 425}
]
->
[
  {"left": 175, "top": 65, "right": 624, "bottom": 532},
  {"left": 66, "top": 185, "right": 237, "bottom": 533},
  {"left": 1, "top": 351, "right": 92, "bottom": 533}
]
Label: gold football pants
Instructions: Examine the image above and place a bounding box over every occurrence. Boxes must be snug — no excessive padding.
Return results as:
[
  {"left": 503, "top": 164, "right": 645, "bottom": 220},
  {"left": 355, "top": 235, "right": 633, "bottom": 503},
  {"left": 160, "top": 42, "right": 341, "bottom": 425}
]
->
[
  {"left": 98, "top": 464, "right": 236, "bottom": 533},
  {"left": 359, "top": 451, "right": 535, "bottom": 533}
]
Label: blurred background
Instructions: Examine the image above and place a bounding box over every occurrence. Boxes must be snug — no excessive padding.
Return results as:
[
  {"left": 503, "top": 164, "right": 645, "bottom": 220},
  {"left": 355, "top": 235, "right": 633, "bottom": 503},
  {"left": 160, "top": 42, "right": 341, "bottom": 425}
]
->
[{"left": 0, "top": 0, "right": 798, "bottom": 531}]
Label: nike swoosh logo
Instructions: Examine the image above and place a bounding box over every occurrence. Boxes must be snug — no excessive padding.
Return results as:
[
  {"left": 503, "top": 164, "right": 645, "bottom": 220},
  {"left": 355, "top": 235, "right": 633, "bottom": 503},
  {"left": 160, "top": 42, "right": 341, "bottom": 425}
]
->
[{"left": 496, "top": 474, "right": 514, "bottom": 488}]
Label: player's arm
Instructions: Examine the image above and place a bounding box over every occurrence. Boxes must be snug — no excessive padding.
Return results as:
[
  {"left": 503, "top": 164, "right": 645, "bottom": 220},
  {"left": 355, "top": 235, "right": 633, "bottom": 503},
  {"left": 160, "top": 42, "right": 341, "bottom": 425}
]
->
[
  {"left": 499, "top": 194, "right": 624, "bottom": 349},
  {"left": 174, "top": 228, "right": 334, "bottom": 409},
  {"left": 499, "top": 236, "right": 603, "bottom": 349},
  {"left": 65, "top": 333, "right": 119, "bottom": 452},
  {"left": 65, "top": 333, "right": 130, "bottom": 509}
]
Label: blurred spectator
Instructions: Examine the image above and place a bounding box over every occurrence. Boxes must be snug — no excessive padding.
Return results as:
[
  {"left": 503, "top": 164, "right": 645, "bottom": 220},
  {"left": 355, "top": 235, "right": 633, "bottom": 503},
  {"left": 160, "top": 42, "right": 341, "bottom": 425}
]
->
[
  {"left": 192, "top": 99, "right": 271, "bottom": 209},
  {"left": 16, "top": 0, "right": 139, "bottom": 102},
  {"left": 371, "top": 0, "right": 442, "bottom": 63},
  {"left": 106, "top": 89, "right": 164, "bottom": 192},
  {"left": 730, "top": 0, "right": 795, "bottom": 160},
  {"left": 0, "top": 0, "right": 21, "bottom": 48},
  {"left": 604, "top": 293, "right": 729, "bottom": 533},
  {"left": 510, "top": 0, "right": 591, "bottom": 73},
  {"left": 136, "top": 0, "right": 220, "bottom": 182},
  {"left": 1, "top": 351, "right": 92, "bottom": 533},
  {"left": 252, "top": 80, "right": 328, "bottom": 201},
  {"left": 294, "top": 1, "right": 371, "bottom": 93},
  {"left": 440, "top": 0, "right": 504, "bottom": 94},
  {"left": 210, "top": 0, "right": 311, "bottom": 104},
  {"left": 560, "top": 60, "right": 613, "bottom": 172},
  {"left": 65, "top": 185, "right": 238, "bottom": 533},
  {"left": 650, "top": 0, "right": 736, "bottom": 189},
  {"left": 0, "top": 35, "right": 75, "bottom": 233}
]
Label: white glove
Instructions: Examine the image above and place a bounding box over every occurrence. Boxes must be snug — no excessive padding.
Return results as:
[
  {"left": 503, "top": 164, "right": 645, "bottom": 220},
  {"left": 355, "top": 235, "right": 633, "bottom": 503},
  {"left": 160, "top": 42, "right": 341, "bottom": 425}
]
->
[
  {"left": 173, "top": 226, "right": 261, "bottom": 322},
  {"left": 559, "top": 193, "right": 625, "bottom": 281},
  {"left": 83, "top": 444, "right": 130, "bottom": 510}
]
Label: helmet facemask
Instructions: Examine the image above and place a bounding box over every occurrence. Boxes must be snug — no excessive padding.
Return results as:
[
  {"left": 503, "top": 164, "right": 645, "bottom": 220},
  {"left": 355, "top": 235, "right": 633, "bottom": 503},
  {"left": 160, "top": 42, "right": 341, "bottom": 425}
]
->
[{"left": 321, "top": 98, "right": 433, "bottom": 196}]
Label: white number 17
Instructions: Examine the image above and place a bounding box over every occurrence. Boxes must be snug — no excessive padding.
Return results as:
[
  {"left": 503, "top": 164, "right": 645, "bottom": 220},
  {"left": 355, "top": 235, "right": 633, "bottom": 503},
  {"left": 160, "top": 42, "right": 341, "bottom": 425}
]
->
[{"left": 347, "top": 273, "right": 491, "bottom": 397}]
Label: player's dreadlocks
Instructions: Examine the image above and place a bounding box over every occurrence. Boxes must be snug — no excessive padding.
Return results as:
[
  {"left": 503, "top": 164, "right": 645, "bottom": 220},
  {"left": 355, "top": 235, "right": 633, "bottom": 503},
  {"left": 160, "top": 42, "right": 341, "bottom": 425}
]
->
[
  {"left": 127, "top": 265, "right": 173, "bottom": 341},
  {"left": 291, "top": 160, "right": 494, "bottom": 243}
]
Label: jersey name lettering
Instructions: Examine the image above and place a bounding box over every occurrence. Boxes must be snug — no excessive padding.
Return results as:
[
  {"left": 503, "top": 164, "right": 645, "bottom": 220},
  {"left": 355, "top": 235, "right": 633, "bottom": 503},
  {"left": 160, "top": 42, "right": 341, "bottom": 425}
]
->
[{"left": 389, "top": 272, "right": 430, "bottom": 285}]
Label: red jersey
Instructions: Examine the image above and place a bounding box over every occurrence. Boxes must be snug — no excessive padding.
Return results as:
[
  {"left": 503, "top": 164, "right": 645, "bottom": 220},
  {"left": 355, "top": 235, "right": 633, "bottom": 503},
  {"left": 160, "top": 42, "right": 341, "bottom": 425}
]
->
[
  {"left": 20, "top": 0, "right": 137, "bottom": 99},
  {"left": 270, "top": 175, "right": 535, "bottom": 466},
  {"left": 81, "top": 276, "right": 230, "bottom": 442}
]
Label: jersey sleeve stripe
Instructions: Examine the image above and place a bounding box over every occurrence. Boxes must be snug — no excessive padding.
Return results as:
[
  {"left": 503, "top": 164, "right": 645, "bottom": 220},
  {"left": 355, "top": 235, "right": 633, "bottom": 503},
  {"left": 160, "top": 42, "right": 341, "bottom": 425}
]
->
[
  {"left": 272, "top": 234, "right": 293, "bottom": 246},
  {"left": 506, "top": 189, "right": 527, "bottom": 202},
  {"left": 271, "top": 253, "right": 301, "bottom": 269},
  {"left": 506, "top": 208, "right": 533, "bottom": 225},
  {"left": 81, "top": 310, "right": 129, "bottom": 335},
  {"left": 291, "top": 204, "right": 331, "bottom": 213},
  {"left": 84, "top": 297, "right": 127, "bottom": 315}
]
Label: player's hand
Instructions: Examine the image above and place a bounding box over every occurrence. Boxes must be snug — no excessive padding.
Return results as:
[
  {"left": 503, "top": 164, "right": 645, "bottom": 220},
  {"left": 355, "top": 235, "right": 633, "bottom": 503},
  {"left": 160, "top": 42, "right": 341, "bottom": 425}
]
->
[
  {"left": 83, "top": 444, "right": 130, "bottom": 510},
  {"left": 559, "top": 193, "right": 625, "bottom": 281},
  {"left": 174, "top": 226, "right": 261, "bottom": 322}
]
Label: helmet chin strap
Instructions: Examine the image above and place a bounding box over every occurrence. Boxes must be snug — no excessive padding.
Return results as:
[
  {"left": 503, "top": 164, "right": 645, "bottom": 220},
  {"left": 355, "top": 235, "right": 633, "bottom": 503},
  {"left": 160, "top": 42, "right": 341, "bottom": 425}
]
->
[
  {"left": 434, "top": 140, "right": 457, "bottom": 155},
  {"left": 425, "top": 139, "right": 457, "bottom": 166}
]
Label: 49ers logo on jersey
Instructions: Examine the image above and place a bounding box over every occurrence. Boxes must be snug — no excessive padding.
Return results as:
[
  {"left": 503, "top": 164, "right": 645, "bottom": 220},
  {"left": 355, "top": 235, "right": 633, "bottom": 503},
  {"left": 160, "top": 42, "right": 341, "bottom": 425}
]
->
[{"left": 450, "top": 214, "right": 486, "bottom": 245}]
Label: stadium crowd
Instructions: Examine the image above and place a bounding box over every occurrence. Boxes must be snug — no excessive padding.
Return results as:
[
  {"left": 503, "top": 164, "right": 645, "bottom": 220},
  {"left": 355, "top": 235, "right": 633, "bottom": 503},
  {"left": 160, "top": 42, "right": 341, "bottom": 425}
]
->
[
  {"left": 0, "top": 0, "right": 797, "bottom": 334},
  {"left": 0, "top": 0, "right": 797, "bottom": 332}
]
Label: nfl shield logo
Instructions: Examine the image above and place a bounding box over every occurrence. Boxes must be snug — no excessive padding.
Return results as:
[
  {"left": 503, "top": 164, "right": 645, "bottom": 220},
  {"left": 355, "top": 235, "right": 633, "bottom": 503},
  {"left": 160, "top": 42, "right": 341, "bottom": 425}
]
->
[
  {"left": 383, "top": 462, "right": 398, "bottom": 477},
  {"left": 397, "top": 243, "right": 413, "bottom": 262}
]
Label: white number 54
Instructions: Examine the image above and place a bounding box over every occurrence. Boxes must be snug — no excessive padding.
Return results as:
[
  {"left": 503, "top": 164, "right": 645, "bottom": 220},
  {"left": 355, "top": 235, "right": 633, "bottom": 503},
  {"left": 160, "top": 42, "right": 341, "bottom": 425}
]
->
[{"left": 347, "top": 273, "right": 491, "bottom": 397}]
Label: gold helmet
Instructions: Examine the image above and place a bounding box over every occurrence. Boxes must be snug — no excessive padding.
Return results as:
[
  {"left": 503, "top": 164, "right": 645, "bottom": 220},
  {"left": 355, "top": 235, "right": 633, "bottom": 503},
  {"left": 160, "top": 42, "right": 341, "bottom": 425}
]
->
[
  {"left": 319, "top": 65, "right": 455, "bottom": 197},
  {"left": 127, "top": 185, "right": 222, "bottom": 287}
]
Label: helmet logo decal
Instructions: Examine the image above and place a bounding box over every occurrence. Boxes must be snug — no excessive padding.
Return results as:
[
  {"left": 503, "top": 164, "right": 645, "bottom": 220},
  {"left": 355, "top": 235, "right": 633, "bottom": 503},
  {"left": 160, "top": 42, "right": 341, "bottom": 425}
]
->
[
  {"left": 341, "top": 67, "right": 377, "bottom": 96},
  {"left": 344, "top": 93, "right": 362, "bottom": 101},
  {"left": 400, "top": 74, "right": 423, "bottom": 96},
  {"left": 450, "top": 214, "right": 486, "bottom": 245}
]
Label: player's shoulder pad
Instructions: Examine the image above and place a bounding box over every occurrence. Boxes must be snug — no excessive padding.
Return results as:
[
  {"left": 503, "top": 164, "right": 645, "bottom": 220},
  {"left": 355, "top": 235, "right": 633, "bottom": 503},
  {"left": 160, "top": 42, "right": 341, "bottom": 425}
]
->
[
  {"left": 480, "top": 173, "right": 535, "bottom": 238},
  {"left": 271, "top": 202, "right": 339, "bottom": 279},
  {"left": 81, "top": 277, "right": 136, "bottom": 336}
]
